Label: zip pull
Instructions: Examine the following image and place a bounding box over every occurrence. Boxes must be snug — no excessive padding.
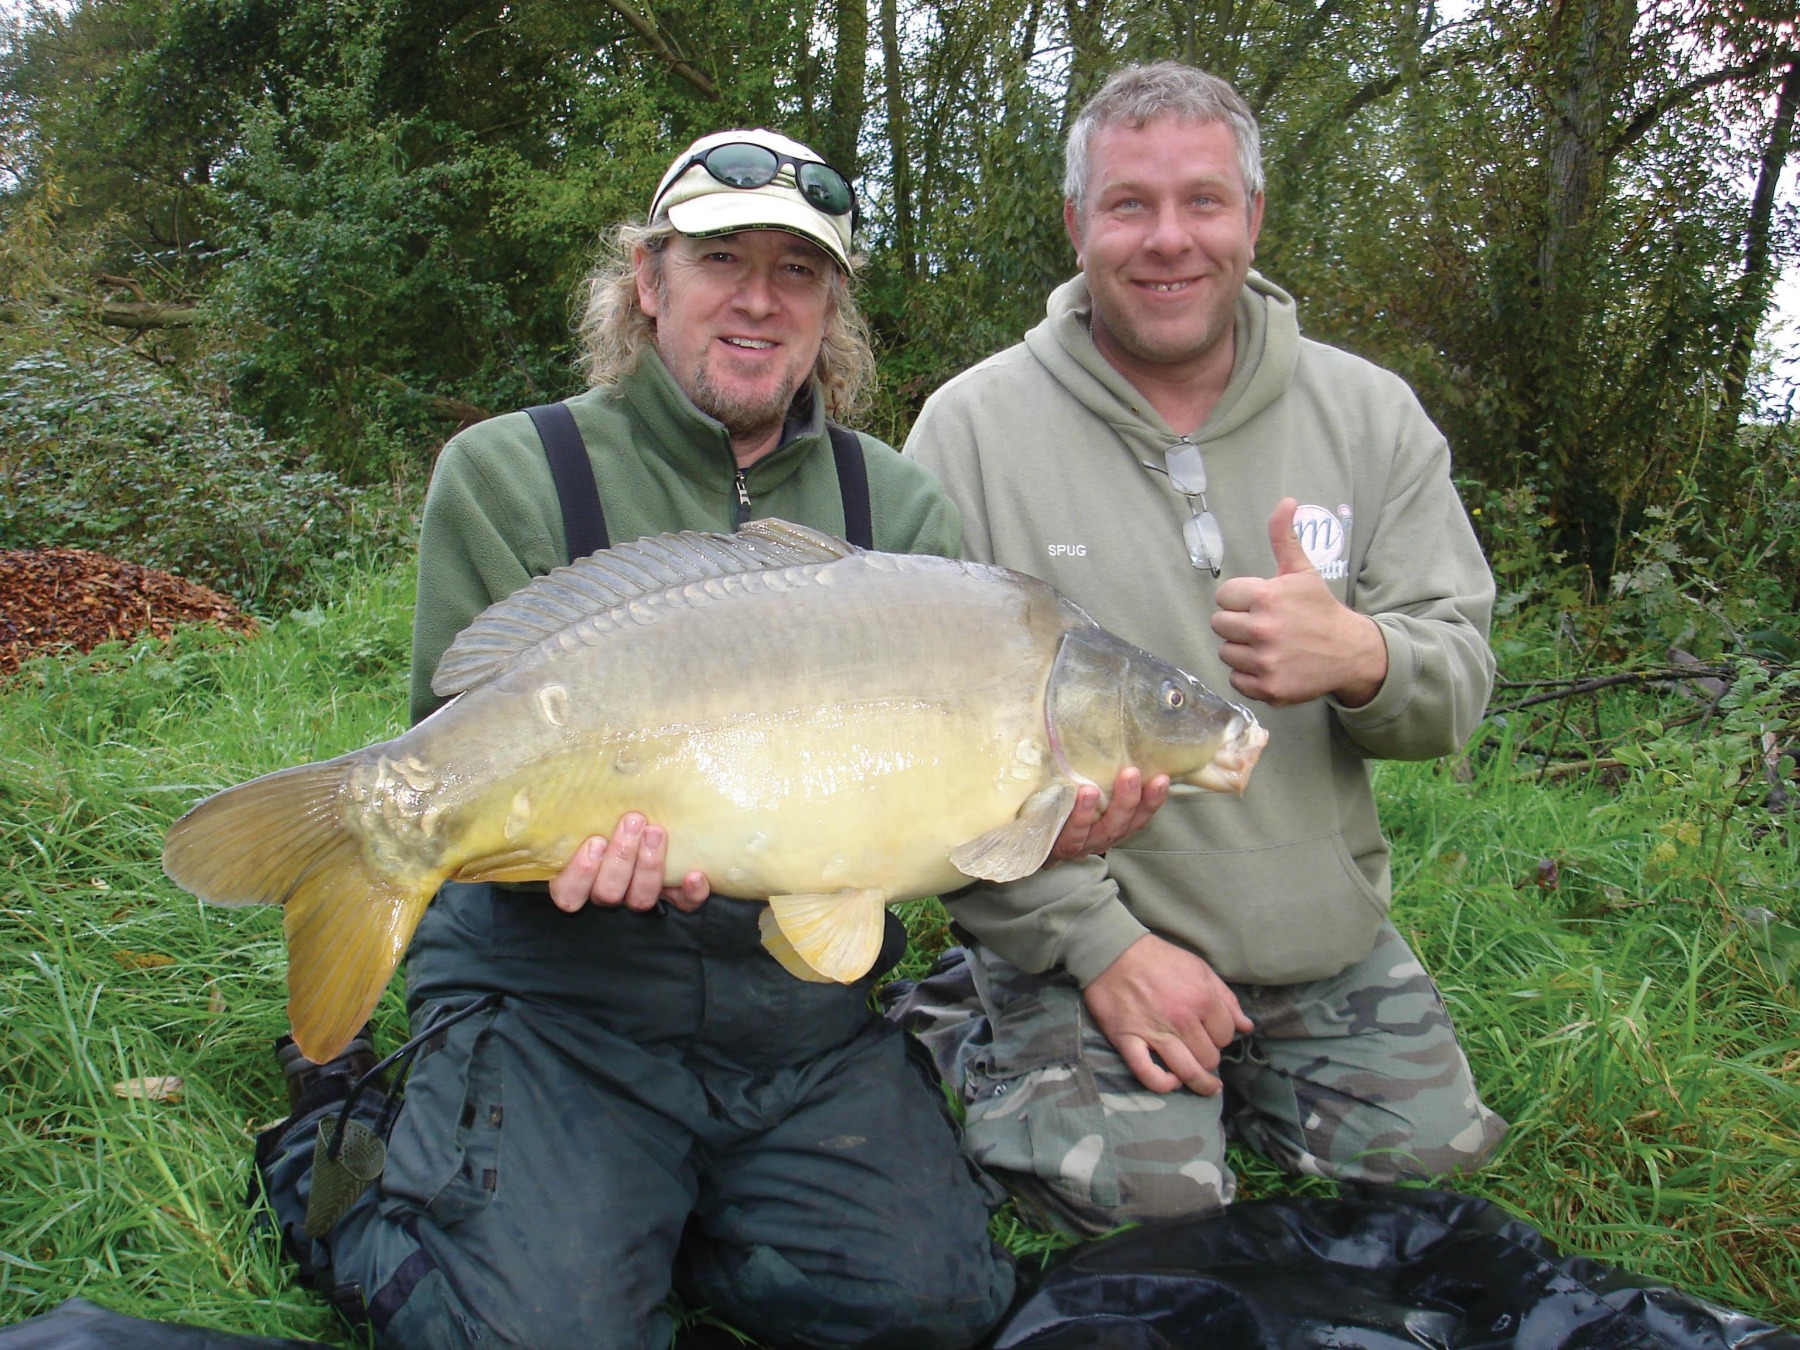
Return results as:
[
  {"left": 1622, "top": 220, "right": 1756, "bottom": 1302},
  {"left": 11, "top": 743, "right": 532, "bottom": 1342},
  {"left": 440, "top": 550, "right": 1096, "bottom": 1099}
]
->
[{"left": 734, "top": 469, "right": 752, "bottom": 528}]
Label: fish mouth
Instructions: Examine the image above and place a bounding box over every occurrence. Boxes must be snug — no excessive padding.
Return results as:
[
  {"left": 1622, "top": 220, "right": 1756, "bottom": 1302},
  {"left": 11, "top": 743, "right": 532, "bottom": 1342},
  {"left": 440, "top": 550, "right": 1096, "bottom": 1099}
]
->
[{"left": 1184, "top": 718, "right": 1269, "bottom": 796}]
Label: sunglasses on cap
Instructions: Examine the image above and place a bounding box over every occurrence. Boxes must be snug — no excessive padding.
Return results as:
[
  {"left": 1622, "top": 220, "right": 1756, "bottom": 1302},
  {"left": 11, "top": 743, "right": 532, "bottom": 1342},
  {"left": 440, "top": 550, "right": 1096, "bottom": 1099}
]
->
[{"left": 653, "top": 141, "right": 860, "bottom": 233}]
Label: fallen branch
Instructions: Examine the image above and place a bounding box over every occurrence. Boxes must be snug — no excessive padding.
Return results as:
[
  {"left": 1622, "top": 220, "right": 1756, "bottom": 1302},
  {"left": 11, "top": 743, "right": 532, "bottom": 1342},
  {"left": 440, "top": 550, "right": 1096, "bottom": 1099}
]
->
[
  {"left": 1490, "top": 664, "right": 1737, "bottom": 714},
  {"left": 1532, "top": 757, "right": 1629, "bottom": 781},
  {"left": 1, "top": 290, "right": 203, "bottom": 330}
]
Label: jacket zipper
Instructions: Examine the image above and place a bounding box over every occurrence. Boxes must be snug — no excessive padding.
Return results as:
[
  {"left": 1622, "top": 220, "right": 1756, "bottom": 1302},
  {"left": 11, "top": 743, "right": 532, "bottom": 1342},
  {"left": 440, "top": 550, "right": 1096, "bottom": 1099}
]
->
[{"left": 734, "top": 468, "right": 752, "bottom": 529}]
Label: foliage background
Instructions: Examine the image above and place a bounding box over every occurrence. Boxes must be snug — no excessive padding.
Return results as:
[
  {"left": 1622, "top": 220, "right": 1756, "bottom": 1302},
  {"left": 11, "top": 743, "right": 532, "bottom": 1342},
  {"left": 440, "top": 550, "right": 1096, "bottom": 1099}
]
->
[{"left": 3, "top": 0, "right": 1796, "bottom": 590}]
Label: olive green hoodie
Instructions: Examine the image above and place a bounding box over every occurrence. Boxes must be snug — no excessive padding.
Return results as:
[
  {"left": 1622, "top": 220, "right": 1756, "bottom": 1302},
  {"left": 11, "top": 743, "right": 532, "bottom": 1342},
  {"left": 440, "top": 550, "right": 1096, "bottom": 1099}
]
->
[
  {"left": 412, "top": 349, "right": 960, "bottom": 724},
  {"left": 906, "top": 273, "right": 1494, "bottom": 987}
]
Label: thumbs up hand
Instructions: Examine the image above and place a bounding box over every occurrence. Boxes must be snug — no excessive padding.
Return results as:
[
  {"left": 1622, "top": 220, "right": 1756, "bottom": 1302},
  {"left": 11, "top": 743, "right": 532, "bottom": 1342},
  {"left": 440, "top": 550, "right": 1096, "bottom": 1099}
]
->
[{"left": 1211, "top": 498, "right": 1389, "bottom": 708}]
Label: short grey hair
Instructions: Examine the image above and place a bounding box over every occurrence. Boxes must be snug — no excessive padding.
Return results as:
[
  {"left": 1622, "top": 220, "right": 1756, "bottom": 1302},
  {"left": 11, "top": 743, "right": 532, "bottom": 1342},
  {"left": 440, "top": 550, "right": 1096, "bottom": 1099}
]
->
[
  {"left": 574, "top": 220, "right": 877, "bottom": 418},
  {"left": 1064, "top": 62, "right": 1264, "bottom": 212}
]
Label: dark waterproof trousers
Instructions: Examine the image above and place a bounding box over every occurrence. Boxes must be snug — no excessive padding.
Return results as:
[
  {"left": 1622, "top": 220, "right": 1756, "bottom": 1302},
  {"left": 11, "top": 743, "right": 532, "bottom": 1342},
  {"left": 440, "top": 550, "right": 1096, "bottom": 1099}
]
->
[{"left": 263, "top": 882, "right": 1015, "bottom": 1350}]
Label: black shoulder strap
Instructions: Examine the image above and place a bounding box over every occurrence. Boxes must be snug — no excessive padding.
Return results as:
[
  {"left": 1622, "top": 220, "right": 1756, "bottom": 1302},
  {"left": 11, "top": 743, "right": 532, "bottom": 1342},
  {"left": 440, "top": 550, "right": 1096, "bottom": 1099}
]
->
[
  {"left": 525, "top": 402, "right": 609, "bottom": 562},
  {"left": 826, "top": 420, "right": 873, "bottom": 550},
  {"left": 530, "top": 402, "right": 863, "bottom": 558}
]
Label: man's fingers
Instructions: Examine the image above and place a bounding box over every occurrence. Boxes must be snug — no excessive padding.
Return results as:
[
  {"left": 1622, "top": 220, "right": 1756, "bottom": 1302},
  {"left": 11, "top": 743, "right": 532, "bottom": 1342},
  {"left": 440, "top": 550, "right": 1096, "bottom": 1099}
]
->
[
  {"left": 1125, "top": 773, "right": 1170, "bottom": 834},
  {"left": 549, "top": 836, "right": 605, "bottom": 912},
  {"left": 1130, "top": 1036, "right": 1224, "bottom": 1097},
  {"left": 1055, "top": 769, "right": 1170, "bottom": 860},
  {"left": 592, "top": 813, "right": 646, "bottom": 905},
  {"left": 1091, "top": 769, "right": 1141, "bottom": 838},
  {"left": 660, "top": 870, "right": 711, "bottom": 913},
  {"left": 619, "top": 823, "right": 667, "bottom": 912},
  {"left": 1118, "top": 1037, "right": 1182, "bottom": 1094},
  {"left": 1048, "top": 783, "right": 1105, "bottom": 862},
  {"left": 1267, "top": 497, "right": 1315, "bottom": 576}
]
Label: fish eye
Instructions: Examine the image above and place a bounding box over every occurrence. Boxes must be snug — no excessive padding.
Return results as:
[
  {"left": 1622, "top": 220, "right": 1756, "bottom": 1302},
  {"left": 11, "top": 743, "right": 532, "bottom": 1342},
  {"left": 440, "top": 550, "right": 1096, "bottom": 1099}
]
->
[{"left": 1162, "top": 681, "right": 1186, "bottom": 710}]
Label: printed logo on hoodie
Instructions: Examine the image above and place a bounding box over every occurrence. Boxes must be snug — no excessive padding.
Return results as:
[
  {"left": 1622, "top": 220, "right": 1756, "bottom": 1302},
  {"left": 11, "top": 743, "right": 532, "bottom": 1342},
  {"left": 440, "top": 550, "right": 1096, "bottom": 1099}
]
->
[{"left": 1295, "top": 504, "right": 1351, "bottom": 580}]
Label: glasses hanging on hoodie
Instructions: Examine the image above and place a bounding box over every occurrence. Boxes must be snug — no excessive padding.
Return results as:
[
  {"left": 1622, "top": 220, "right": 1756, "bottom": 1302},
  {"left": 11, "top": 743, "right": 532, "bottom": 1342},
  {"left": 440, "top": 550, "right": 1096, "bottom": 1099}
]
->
[{"left": 1163, "top": 439, "right": 1224, "bottom": 578}]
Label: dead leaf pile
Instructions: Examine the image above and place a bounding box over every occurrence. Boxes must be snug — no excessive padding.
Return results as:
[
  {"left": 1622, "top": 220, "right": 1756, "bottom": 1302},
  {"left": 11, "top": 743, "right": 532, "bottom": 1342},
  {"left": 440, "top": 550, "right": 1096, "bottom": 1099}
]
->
[{"left": 0, "top": 547, "right": 257, "bottom": 676}]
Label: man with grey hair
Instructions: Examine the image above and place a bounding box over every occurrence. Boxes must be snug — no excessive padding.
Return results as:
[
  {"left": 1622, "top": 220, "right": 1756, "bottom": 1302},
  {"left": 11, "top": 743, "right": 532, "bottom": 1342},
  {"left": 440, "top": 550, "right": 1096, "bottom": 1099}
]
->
[
  {"left": 253, "top": 128, "right": 1022, "bottom": 1350},
  {"left": 896, "top": 62, "right": 1507, "bottom": 1236}
]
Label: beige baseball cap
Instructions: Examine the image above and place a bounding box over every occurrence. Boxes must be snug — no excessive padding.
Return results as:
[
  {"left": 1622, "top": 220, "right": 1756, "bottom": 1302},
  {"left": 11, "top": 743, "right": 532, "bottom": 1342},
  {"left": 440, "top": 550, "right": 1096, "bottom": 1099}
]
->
[{"left": 648, "top": 128, "right": 857, "bottom": 271}]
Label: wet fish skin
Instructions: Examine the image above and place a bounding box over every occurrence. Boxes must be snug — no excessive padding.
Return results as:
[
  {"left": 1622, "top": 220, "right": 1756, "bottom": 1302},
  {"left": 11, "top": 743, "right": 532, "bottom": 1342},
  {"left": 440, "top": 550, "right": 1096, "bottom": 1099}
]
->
[{"left": 163, "top": 521, "right": 1265, "bottom": 1061}]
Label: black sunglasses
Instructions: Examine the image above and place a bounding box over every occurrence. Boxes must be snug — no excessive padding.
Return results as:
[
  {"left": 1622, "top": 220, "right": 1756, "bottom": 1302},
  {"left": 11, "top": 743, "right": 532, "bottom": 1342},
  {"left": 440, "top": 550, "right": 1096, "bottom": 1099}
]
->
[{"left": 653, "top": 141, "right": 860, "bottom": 234}]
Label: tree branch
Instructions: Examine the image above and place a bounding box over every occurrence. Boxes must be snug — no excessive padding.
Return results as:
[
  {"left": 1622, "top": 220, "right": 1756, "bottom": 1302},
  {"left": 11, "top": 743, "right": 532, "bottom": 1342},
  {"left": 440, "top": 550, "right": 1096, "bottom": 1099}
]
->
[
  {"left": 1609, "top": 47, "right": 1788, "bottom": 157},
  {"left": 600, "top": 0, "right": 719, "bottom": 100}
]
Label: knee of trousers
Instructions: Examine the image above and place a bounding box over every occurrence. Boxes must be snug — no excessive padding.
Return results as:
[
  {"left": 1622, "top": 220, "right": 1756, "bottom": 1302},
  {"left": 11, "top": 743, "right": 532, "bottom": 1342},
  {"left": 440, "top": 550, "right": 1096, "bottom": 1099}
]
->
[
  {"left": 982, "top": 1151, "right": 1235, "bottom": 1241},
  {"left": 688, "top": 1238, "right": 1015, "bottom": 1350},
  {"left": 1238, "top": 1087, "right": 1509, "bottom": 1187},
  {"left": 960, "top": 1054, "right": 1235, "bottom": 1237},
  {"left": 1344, "top": 1102, "right": 1509, "bottom": 1183},
  {"left": 331, "top": 1216, "right": 677, "bottom": 1350}
]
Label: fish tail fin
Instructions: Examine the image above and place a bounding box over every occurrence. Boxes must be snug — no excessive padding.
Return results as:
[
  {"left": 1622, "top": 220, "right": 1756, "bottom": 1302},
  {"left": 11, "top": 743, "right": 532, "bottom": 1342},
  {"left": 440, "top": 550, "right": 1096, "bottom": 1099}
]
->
[{"left": 162, "top": 758, "right": 440, "bottom": 1063}]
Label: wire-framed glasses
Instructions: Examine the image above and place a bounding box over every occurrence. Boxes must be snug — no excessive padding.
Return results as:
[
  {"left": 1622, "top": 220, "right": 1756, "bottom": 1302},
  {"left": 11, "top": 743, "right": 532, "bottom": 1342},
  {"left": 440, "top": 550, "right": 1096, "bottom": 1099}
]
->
[{"left": 1165, "top": 441, "right": 1224, "bottom": 577}]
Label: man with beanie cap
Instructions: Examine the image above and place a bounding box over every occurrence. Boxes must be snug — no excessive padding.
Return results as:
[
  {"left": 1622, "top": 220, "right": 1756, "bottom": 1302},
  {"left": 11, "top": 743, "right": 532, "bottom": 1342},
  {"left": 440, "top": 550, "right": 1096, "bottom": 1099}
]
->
[{"left": 250, "top": 128, "right": 1021, "bottom": 1350}]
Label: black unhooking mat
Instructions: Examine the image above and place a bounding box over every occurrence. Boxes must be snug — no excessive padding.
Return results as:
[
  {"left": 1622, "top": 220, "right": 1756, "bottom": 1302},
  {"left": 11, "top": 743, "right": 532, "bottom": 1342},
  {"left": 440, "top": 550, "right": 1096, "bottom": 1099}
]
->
[{"left": 987, "top": 1183, "right": 1800, "bottom": 1350}]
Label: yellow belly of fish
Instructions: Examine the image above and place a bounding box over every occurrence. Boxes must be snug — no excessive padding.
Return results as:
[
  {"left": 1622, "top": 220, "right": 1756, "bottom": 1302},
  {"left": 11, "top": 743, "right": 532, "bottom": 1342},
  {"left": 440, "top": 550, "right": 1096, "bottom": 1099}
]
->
[{"left": 442, "top": 696, "right": 1051, "bottom": 902}]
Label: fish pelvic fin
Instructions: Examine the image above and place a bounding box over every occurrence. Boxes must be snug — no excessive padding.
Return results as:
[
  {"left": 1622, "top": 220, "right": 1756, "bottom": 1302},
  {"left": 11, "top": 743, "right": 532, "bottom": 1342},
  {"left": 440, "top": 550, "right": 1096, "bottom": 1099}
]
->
[
  {"left": 759, "top": 889, "right": 889, "bottom": 984},
  {"left": 948, "top": 783, "right": 1079, "bottom": 883},
  {"left": 161, "top": 758, "right": 442, "bottom": 1063}
]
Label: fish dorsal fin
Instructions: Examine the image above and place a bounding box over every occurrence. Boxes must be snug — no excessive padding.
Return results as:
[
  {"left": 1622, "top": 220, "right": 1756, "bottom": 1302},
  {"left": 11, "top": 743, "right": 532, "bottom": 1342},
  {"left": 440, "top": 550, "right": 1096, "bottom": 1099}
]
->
[
  {"left": 432, "top": 519, "right": 859, "bottom": 697},
  {"left": 948, "top": 783, "right": 1079, "bottom": 883}
]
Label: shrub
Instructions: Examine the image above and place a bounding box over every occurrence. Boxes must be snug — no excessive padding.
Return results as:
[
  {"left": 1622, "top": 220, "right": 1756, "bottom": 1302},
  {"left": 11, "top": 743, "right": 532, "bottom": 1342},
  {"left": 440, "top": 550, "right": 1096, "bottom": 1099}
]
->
[{"left": 0, "top": 334, "right": 419, "bottom": 614}]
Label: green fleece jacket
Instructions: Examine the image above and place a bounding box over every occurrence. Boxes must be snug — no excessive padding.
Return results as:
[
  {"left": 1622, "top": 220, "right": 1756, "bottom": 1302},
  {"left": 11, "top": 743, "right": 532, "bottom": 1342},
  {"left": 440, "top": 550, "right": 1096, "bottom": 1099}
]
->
[
  {"left": 905, "top": 273, "right": 1495, "bottom": 988},
  {"left": 412, "top": 349, "right": 961, "bottom": 723}
]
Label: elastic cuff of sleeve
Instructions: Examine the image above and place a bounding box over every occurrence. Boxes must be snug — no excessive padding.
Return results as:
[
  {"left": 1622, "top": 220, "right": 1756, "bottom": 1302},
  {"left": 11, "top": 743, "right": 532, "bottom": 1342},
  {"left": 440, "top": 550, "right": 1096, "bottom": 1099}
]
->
[{"left": 1329, "top": 616, "right": 1411, "bottom": 731}]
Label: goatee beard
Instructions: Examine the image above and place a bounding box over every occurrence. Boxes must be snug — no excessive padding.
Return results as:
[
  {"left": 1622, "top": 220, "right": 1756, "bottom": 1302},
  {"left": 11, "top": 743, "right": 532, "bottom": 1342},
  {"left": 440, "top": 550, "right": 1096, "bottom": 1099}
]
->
[{"left": 690, "top": 369, "right": 793, "bottom": 444}]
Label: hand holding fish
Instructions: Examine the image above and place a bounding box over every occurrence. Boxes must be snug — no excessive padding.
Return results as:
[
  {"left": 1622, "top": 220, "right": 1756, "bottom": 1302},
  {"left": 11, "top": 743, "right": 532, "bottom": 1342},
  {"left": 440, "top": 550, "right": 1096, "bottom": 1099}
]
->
[
  {"left": 1082, "top": 934, "right": 1254, "bottom": 1095},
  {"left": 1047, "top": 767, "right": 1171, "bottom": 863},
  {"left": 549, "top": 814, "right": 711, "bottom": 914},
  {"left": 1211, "top": 497, "right": 1388, "bottom": 708}
]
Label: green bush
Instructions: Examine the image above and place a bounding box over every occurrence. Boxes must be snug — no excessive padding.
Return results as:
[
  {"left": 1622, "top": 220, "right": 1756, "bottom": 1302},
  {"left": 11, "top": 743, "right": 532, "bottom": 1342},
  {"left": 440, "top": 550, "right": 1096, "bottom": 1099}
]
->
[{"left": 0, "top": 335, "right": 419, "bottom": 614}]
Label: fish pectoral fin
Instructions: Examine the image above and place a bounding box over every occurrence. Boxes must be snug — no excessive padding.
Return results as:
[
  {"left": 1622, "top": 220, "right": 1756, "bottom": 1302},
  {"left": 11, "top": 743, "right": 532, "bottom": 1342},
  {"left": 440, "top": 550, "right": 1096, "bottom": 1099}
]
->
[
  {"left": 948, "top": 784, "right": 1079, "bottom": 883},
  {"left": 759, "top": 890, "right": 889, "bottom": 984},
  {"left": 452, "top": 849, "right": 563, "bottom": 884}
]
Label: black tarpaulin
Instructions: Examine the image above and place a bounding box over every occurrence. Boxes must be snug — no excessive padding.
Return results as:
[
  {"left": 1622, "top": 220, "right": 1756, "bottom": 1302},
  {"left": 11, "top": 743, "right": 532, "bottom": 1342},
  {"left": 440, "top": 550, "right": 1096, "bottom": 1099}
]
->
[{"left": 988, "top": 1184, "right": 1798, "bottom": 1350}]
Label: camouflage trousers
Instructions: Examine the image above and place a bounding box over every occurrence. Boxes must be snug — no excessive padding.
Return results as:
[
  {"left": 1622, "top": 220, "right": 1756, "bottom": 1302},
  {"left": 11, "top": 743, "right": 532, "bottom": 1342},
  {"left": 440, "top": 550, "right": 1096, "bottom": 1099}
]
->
[{"left": 887, "top": 921, "right": 1506, "bottom": 1238}]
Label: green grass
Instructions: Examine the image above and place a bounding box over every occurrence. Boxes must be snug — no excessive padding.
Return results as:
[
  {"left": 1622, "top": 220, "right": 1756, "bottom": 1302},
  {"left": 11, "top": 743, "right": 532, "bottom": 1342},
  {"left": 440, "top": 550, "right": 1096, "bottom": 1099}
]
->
[{"left": 0, "top": 559, "right": 1795, "bottom": 1342}]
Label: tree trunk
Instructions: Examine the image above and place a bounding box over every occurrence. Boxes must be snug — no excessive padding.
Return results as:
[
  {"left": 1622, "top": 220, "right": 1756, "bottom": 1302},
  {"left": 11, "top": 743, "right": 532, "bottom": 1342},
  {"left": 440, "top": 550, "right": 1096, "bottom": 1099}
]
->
[
  {"left": 825, "top": 0, "right": 867, "bottom": 177},
  {"left": 880, "top": 0, "right": 915, "bottom": 282},
  {"left": 1721, "top": 47, "right": 1799, "bottom": 428},
  {"left": 1530, "top": 0, "right": 1637, "bottom": 567},
  {"left": 1062, "top": 0, "right": 1108, "bottom": 128}
]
